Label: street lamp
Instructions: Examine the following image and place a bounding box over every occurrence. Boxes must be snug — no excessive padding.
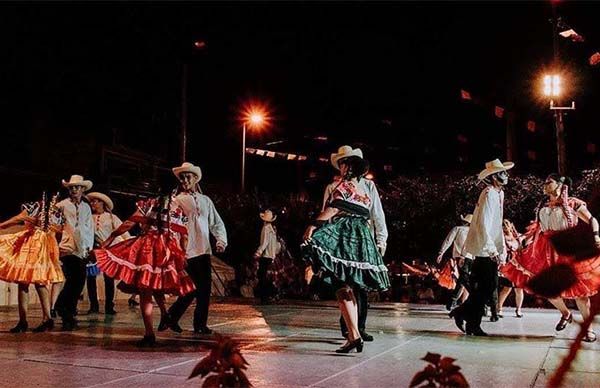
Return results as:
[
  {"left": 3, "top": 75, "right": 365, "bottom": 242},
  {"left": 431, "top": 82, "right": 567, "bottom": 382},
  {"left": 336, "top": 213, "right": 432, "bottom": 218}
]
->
[
  {"left": 240, "top": 104, "right": 269, "bottom": 192},
  {"left": 542, "top": 73, "right": 575, "bottom": 175}
]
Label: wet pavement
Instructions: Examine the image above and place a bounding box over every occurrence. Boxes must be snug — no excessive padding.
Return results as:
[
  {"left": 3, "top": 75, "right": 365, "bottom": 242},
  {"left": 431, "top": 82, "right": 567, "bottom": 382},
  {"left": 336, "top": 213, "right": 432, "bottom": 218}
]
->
[{"left": 0, "top": 298, "right": 598, "bottom": 387}]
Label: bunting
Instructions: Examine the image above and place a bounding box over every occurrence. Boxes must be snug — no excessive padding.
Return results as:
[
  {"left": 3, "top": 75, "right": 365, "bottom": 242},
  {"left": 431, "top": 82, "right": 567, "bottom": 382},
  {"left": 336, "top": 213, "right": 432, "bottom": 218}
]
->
[{"left": 245, "top": 148, "right": 328, "bottom": 164}]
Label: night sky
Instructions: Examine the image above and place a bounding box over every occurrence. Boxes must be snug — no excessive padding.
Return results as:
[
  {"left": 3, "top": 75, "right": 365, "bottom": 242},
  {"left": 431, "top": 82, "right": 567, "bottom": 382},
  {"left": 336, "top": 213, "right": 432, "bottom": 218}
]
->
[{"left": 2, "top": 1, "right": 600, "bottom": 197}]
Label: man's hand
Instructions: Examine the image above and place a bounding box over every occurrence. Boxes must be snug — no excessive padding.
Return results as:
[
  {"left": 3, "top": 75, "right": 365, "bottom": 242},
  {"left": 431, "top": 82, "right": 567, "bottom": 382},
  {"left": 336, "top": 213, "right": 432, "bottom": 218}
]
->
[{"left": 215, "top": 241, "right": 226, "bottom": 253}]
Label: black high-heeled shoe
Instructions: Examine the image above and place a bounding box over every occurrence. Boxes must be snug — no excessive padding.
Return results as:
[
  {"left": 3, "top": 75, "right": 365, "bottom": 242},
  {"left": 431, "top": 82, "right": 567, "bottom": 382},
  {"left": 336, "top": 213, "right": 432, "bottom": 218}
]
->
[
  {"left": 335, "top": 338, "right": 364, "bottom": 353},
  {"left": 555, "top": 313, "right": 572, "bottom": 331},
  {"left": 32, "top": 319, "right": 54, "bottom": 333},
  {"left": 515, "top": 310, "right": 523, "bottom": 318},
  {"left": 136, "top": 335, "right": 156, "bottom": 348},
  {"left": 128, "top": 298, "right": 139, "bottom": 307},
  {"left": 9, "top": 321, "right": 28, "bottom": 333}
]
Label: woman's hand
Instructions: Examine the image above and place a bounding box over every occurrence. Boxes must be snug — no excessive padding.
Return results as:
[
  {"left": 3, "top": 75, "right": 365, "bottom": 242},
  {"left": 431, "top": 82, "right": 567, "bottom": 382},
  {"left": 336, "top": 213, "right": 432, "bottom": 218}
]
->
[
  {"left": 303, "top": 226, "right": 316, "bottom": 241},
  {"left": 101, "top": 236, "right": 115, "bottom": 249}
]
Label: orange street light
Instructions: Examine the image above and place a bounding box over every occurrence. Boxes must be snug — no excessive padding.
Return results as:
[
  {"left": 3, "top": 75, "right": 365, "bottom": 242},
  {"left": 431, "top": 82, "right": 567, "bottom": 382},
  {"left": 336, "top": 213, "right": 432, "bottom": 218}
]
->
[{"left": 240, "top": 103, "right": 271, "bottom": 192}]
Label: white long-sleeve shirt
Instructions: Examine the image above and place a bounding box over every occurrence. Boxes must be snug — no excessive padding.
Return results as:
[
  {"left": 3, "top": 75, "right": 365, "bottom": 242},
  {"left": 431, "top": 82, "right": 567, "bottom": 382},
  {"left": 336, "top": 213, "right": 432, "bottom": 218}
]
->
[
  {"left": 92, "top": 212, "right": 131, "bottom": 247},
  {"left": 174, "top": 192, "right": 227, "bottom": 258},
  {"left": 439, "top": 225, "right": 472, "bottom": 259},
  {"left": 254, "top": 223, "right": 280, "bottom": 259},
  {"left": 463, "top": 186, "right": 505, "bottom": 259},
  {"left": 57, "top": 198, "right": 94, "bottom": 259},
  {"left": 322, "top": 177, "right": 388, "bottom": 252}
]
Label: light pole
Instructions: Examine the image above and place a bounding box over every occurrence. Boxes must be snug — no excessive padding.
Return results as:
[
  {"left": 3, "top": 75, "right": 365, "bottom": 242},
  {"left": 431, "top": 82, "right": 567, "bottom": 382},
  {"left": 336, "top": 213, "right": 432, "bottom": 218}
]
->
[
  {"left": 543, "top": 74, "right": 575, "bottom": 175},
  {"left": 241, "top": 107, "right": 267, "bottom": 192}
]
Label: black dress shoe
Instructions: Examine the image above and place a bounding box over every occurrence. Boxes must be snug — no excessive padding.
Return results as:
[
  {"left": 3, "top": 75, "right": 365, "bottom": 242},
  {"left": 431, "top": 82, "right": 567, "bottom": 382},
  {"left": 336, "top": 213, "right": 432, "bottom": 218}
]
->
[
  {"left": 61, "top": 320, "right": 79, "bottom": 331},
  {"left": 87, "top": 308, "right": 99, "bottom": 315},
  {"left": 158, "top": 314, "right": 172, "bottom": 332},
  {"left": 50, "top": 309, "right": 57, "bottom": 318},
  {"left": 490, "top": 314, "right": 499, "bottom": 322},
  {"left": 32, "top": 319, "right": 54, "bottom": 333},
  {"left": 105, "top": 309, "right": 117, "bottom": 315},
  {"left": 466, "top": 327, "right": 488, "bottom": 336},
  {"left": 9, "top": 321, "right": 28, "bottom": 333},
  {"left": 194, "top": 327, "right": 213, "bottom": 335},
  {"left": 335, "top": 338, "right": 364, "bottom": 353},
  {"left": 359, "top": 331, "right": 374, "bottom": 342},
  {"left": 169, "top": 322, "right": 184, "bottom": 334},
  {"left": 136, "top": 335, "right": 156, "bottom": 348},
  {"left": 128, "top": 298, "right": 139, "bottom": 307},
  {"left": 449, "top": 309, "right": 465, "bottom": 333}
]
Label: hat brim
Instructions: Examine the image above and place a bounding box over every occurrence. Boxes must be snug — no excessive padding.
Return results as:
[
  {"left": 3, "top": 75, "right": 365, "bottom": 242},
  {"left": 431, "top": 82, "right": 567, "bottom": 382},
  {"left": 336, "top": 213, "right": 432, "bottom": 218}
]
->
[
  {"left": 331, "top": 149, "right": 364, "bottom": 170},
  {"left": 172, "top": 166, "right": 202, "bottom": 181},
  {"left": 259, "top": 212, "right": 277, "bottom": 222},
  {"left": 62, "top": 180, "right": 93, "bottom": 191},
  {"left": 460, "top": 214, "right": 473, "bottom": 224},
  {"left": 86, "top": 192, "right": 114, "bottom": 211},
  {"left": 478, "top": 162, "right": 514, "bottom": 180}
]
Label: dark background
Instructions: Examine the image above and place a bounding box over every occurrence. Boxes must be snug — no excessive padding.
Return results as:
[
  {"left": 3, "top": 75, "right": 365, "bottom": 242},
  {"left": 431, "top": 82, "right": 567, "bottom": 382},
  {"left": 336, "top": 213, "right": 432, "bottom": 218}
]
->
[{"left": 1, "top": 1, "right": 600, "bottom": 215}]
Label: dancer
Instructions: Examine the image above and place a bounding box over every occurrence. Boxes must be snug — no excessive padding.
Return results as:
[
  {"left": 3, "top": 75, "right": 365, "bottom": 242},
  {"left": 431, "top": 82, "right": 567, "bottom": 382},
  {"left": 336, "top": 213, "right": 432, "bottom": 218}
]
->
[
  {"left": 0, "top": 193, "right": 65, "bottom": 332},
  {"left": 497, "top": 220, "right": 524, "bottom": 318},
  {"left": 303, "top": 147, "right": 390, "bottom": 353},
  {"left": 85, "top": 192, "right": 130, "bottom": 315},
  {"left": 322, "top": 145, "right": 388, "bottom": 342},
  {"left": 502, "top": 174, "right": 600, "bottom": 342},
  {"left": 168, "top": 162, "right": 227, "bottom": 335},
  {"left": 95, "top": 193, "right": 195, "bottom": 346},
  {"left": 55, "top": 175, "right": 95, "bottom": 331},
  {"left": 450, "top": 159, "right": 513, "bottom": 336},
  {"left": 436, "top": 214, "right": 473, "bottom": 311},
  {"left": 254, "top": 209, "right": 281, "bottom": 304}
]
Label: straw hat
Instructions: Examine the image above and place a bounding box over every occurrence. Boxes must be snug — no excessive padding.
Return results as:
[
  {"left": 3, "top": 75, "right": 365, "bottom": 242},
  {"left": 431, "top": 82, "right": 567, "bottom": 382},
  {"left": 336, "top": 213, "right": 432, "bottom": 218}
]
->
[
  {"left": 460, "top": 214, "right": 473, "bottom": 224},
  {"left": 330, "top": 145, "right": 364, "bottom": 170},
  {"left": 172, "top": 162, "right": 202, "bottom": 182},
  {"left": 259, "top": 209, "right": 277, "bottom": 222},
  {"left": 478, "top": 159, "right": 514, "bottom": 180},
  {"left": 62, "top": 175, "right": 93, "bottom": 191},
  {"left": 86, "top": 192, "right": 114, "bottom": 211}
]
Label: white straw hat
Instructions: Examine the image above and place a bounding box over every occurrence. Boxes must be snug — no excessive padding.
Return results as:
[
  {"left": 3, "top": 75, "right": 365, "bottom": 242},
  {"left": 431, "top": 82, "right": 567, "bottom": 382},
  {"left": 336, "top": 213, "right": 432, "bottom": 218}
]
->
[
  {"left": 478, "top": 159, "right": 514, "bottom": 180},
  {"left": 62, "top": 175, "right": 93, "bottom": 191},
  {"left": 86, "top": 192, "right": 114, "bottom": 211},
  {"left": 172, "top": 162, "right": 202, "bottom": 182},
  {"left": 330, "top": 145, "right": 364, "bottom": 170},
  {"left": 259, "top": 209, "right": 277, "bottom": 222},
  {"left": 460, "top": 214, "right": 473, "bottom": 224}
]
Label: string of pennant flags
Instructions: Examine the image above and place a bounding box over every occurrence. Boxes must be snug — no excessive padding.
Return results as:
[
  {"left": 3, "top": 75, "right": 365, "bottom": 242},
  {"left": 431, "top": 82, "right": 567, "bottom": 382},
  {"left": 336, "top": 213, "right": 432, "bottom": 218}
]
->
[{"left": 245, "top": 147, "right": 331, "bottom": 163}]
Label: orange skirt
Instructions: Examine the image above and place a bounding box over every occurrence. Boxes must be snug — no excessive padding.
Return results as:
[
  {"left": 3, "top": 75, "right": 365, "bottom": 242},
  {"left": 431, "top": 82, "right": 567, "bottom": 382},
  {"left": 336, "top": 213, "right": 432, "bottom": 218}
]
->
[{"left": 0, "top": 228, "right": 64, "bottom": 285}]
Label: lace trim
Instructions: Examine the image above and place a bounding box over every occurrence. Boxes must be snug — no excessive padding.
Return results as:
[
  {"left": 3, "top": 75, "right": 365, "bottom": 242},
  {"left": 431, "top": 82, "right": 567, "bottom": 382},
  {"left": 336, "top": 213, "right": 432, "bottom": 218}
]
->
[{"left": 301, "top": 239, "right": 388, "bottom": 273}]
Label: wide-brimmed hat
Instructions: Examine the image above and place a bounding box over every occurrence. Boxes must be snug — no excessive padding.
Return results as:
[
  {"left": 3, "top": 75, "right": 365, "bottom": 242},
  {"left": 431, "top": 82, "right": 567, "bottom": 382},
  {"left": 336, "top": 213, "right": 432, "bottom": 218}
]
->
[
  {"left": 62, "top": 175, "right": 93, "bottom": 191},
  {"left": 461, "top": 214, "right": 473, "bottom": 224},
  {"left": 330, "top": 145, "right": 364, "bottom": 170},
  {"left": 478, "top": 159, "right": 514, "bottom": 180},
  {"left": 86, "top": 192, "right": 114, "bottom": 211},
  {"left": 259, "top": 209, "right": 277, "bottom": 222},
  {"left": 172, "top": 162, "right": 202, "bottom": 182}
]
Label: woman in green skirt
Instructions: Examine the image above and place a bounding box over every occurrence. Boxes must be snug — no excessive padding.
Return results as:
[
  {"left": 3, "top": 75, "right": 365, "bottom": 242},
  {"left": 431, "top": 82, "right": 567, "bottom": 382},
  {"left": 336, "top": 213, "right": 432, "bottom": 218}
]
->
[{"left": 302, "top": 153, "right": 390, "bottom": 353}]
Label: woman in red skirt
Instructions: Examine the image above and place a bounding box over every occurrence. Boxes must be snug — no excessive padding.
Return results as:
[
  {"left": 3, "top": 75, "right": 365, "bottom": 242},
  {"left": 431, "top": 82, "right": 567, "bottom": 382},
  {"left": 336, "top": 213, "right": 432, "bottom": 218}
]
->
[
  {"left": 95, "top": 194, "right": 195, "bottom": 346},
  {"left": 502, "top": 174, "right": 600, "bottom": 342}
]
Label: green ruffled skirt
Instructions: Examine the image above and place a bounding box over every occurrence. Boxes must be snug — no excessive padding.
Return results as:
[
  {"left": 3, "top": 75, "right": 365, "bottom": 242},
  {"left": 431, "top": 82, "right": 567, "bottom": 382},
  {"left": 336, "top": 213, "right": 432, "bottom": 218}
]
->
[{"left": 302, "top": 215, "right": 390, "bottom": 291}]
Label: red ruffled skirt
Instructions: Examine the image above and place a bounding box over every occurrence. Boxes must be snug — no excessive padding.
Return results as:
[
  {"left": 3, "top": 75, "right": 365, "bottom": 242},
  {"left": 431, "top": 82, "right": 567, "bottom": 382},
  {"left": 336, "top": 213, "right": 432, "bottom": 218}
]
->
[
  {"left": 95, "top": 232, "right": 195, "bottom": 296},
  {"left": 502, "top": 231, "right": 600, "bottom": 298},
  {"left": 433, "top": 259, "right": 457, "bottom": 290}
]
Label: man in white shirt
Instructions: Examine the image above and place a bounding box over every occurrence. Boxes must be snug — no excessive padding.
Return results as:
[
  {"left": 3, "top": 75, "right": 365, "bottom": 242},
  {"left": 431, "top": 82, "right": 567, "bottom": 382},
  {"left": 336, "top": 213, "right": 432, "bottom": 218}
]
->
[
  {"left": 86, "top": 192, "right": 130, "bottom": 315},
  {"left": 54, "top": 175, "right": 95, "bottom": 331},
  {"left": 436, "top": 214, "right": 473, "bottom": 311},
  {"left": 450, "top": 159, "right": 513, "bottom": 336},
  {"left": 167, "top": 162, "right": 227, "bottom": 335},
  {"left": 322, "top": 146, "right": 388, "bottom": 342}
]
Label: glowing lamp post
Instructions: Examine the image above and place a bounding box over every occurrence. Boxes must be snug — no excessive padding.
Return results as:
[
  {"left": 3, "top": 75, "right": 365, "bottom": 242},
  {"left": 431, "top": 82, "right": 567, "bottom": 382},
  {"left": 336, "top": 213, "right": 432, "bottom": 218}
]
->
[
  {"left": 542, "top": 73, "right": 575, "bottom": 175},
  {"left": 241, "top": 105, "right": 268, "bottom": 192}
]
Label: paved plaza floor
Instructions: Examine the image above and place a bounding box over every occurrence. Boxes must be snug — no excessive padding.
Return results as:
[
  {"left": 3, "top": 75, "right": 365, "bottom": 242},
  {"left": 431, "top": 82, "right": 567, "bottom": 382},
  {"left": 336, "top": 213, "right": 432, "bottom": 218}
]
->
[{"left": 0, "top": 298, "right": 599, "bottom": 387}]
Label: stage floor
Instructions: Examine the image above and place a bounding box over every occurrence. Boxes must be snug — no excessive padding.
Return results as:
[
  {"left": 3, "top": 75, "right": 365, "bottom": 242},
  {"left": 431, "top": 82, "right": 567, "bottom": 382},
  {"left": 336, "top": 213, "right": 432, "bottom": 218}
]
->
[{"left": 0, "top": 298, "right": 598, "bottom": 387}]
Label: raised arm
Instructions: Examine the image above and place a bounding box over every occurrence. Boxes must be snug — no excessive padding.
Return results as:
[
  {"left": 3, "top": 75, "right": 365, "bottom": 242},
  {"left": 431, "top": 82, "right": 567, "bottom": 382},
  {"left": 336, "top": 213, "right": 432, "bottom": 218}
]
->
[{"left": 101, "top": 210, "right": 140, "bottom": 248}]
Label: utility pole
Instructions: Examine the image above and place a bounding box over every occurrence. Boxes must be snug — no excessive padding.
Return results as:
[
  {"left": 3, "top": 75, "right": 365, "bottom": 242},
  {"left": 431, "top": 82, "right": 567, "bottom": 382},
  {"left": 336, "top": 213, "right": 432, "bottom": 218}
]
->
[
  {"left": 181, "top": 62, "right": 188, "bottom": 163},
  {"left": 551, "top": 1, "right": 568, "bottom": 175}
]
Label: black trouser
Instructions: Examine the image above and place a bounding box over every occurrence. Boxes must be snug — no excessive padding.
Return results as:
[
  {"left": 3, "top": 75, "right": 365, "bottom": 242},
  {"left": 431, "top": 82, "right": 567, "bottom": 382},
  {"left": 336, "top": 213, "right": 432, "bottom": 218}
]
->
[
  {"left": 457, "top": 256, "right": 498, "bottom": 330},
  {"left": 256, "top": 257, "right": 276, "bottom": 301},
  {"left": 55, "top": 255, "right": 87, "bottom": 323},
  {"left": 86, "top": 274, "right": 115, "bottom": 311},
  {"left": 339, "top": 286, "right": 368, "bottom": 335},
  {"left": 168, "top": 254, "right": 212, "bottom": 331},
  {"left": 450, "top": 258, "right": 473, "bottom": 303}
]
